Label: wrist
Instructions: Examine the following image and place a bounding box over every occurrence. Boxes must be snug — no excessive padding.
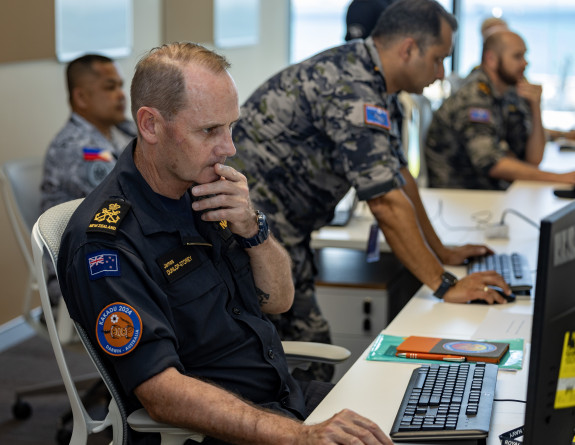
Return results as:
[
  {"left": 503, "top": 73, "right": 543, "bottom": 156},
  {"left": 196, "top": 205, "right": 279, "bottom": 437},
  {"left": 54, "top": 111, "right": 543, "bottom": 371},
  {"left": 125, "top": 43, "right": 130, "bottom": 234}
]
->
[
  {"left": 433, "top": 271, "right": 458, "bottom": 299},
  {"left": 235, "top": 210, "right": 269, "bottom": 248}
]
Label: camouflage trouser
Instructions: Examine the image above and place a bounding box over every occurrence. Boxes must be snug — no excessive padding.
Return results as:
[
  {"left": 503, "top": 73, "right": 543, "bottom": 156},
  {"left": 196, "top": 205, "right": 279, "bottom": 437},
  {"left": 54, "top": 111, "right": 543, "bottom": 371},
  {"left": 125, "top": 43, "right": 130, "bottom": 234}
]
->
[{"left": 267, "top": 241, "right": 334, "bottom": 382}]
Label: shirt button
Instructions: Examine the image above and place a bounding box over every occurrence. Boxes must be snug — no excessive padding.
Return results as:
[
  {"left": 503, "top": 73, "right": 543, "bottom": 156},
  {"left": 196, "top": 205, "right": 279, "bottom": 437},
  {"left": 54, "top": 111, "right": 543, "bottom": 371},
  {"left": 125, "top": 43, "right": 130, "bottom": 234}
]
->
[
  {"left": 232, "top": 307, "right": 241, "bottom": 315},
  {"left": 268, "top": 349, "right": 275, "bottom": 359}
]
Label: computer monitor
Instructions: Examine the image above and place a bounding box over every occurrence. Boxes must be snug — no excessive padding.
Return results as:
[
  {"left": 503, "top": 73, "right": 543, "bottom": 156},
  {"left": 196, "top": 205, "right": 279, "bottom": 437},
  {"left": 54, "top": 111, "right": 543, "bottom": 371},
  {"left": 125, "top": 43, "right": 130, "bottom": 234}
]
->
[{"left": 524, "top": 201, "right": 575, "bottom": 444}]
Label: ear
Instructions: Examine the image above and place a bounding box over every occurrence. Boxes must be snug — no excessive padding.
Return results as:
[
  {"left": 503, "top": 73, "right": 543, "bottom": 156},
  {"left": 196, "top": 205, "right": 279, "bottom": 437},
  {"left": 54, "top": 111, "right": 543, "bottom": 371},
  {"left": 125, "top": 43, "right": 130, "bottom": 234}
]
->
[
  {"left": 137, "top": 107, "right": 162, "bottom": 144},
  {"left": 398, "top": 37, "right": 418, "bottom": 63},
  {"left": 72, "top": 86, "right": 88, "bottom": 110},
  {"left": 483, "top": 49, "right": 498, "bottom": 70}
]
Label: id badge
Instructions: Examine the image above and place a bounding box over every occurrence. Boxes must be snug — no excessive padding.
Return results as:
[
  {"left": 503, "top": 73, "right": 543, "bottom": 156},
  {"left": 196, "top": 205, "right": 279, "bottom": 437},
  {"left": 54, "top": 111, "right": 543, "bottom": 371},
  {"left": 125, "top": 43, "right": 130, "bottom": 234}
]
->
[{"left": 366, "top": 222, "right": 380, "bottom": 263}]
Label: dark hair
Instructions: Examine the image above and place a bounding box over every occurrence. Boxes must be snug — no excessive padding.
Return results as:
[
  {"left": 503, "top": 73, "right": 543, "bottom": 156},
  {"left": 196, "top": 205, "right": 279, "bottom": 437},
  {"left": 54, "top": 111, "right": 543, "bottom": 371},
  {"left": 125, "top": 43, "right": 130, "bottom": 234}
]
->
[
  {"left": 66, "top": 54, "right": 114, "bottom": 103},
  {"left": 130, "top": 42, "right": 231, "bottom": 123},
  {"left": 371, "top": 0, "right": 457, "bottom": 51}
]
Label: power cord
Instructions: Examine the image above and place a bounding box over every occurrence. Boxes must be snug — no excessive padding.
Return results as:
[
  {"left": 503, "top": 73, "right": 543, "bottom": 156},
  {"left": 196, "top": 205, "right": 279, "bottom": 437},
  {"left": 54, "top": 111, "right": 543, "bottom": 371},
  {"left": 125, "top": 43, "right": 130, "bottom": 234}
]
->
[{"left": 434, "top": 199, "right": 494, "bottom": 231}]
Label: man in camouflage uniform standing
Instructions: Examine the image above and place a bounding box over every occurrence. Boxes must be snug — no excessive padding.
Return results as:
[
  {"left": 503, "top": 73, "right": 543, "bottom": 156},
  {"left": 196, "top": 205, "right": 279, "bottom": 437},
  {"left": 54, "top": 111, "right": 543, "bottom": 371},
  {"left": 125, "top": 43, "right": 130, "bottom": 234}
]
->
[
  {"left": 426, "top": 31, "right": 575, "bottom": 189},
  {"left": 41, "top": 54, "right": 136, "bottom": 302},
  {"left": 231, "top": 0, "right": 512, "bottom": 382}
]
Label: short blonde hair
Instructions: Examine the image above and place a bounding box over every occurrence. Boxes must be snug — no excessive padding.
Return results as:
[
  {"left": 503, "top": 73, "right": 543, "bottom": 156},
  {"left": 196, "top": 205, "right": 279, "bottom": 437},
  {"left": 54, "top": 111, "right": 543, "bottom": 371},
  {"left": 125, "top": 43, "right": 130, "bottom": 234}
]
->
[{"left": 130, "top": 42, "right": 231, "bottom": 123}]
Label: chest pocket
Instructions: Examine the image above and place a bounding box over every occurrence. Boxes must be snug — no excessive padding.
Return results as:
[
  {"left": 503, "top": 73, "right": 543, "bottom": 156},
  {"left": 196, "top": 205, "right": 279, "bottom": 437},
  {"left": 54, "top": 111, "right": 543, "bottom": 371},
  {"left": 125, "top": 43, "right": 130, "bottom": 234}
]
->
[{"left": 157, "top": 245, "right": 224, "bottom": 307}]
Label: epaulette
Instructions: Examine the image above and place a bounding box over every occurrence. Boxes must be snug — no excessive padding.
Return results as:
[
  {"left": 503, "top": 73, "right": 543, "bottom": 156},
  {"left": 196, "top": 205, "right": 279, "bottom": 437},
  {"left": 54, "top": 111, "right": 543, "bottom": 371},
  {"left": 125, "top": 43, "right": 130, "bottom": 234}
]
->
[
  {"left": 87, "top": 198, "right": 131, "bottom": 236},
  {"left": 478, "top": 81, "right": 491, "bottom": 96}
]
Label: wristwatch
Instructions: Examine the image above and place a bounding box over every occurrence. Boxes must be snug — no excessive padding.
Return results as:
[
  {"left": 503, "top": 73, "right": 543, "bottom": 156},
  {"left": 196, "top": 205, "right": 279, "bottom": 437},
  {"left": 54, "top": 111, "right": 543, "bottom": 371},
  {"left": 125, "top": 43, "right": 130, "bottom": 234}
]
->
[
  {"left": 433, "top": 271, "right": 458, "bottom": 299},
  {"left": 235, "top": 210, "right": 269, "bottom": 248}
]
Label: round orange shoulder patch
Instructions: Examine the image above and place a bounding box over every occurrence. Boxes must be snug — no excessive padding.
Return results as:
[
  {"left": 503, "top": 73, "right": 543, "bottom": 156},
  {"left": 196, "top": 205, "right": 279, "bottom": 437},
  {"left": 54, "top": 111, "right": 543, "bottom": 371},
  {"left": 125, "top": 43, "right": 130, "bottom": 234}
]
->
[{"left": 96, "top": 302, "right": 142, "bottom": 356}]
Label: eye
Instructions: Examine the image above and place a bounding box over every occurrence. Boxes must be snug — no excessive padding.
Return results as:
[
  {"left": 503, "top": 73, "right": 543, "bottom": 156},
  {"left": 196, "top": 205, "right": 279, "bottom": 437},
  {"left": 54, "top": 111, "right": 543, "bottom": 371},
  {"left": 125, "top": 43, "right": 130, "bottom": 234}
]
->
[{"left": 203, "top": 127, "right": 217, "bottom": 135}]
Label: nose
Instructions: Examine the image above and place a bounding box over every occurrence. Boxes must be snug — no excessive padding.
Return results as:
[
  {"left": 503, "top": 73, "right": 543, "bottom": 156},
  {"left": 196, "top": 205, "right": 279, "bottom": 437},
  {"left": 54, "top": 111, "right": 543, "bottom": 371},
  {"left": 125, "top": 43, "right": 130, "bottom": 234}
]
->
[
  {"left": 219, "top": 131, "right": 236, "bottom": 157},
  {"left": 436, "top": 61, "right": 445, "bottom": 81}
]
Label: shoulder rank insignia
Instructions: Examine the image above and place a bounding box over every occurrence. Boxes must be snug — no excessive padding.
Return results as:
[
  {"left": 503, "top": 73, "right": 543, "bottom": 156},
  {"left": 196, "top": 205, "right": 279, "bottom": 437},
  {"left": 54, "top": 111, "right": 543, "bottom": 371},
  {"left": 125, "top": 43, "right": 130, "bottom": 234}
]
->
[
  {"left": 87, "top": 199, "right": 131, "bottom": 236},
  {"left": 214, "top": 219, "right": 233, "bottom": 241},
  {"left": 478, "top": 81, "right": 491, "bottom": 96},
  {"left": 469, "top": 108, "right": 492, "bottom": 124},
  {"left": 96, "top": 302, "right": 142, "bottom": 356},
  {"left": 364, "top": 104, "right": 391, "bottom": 130}
]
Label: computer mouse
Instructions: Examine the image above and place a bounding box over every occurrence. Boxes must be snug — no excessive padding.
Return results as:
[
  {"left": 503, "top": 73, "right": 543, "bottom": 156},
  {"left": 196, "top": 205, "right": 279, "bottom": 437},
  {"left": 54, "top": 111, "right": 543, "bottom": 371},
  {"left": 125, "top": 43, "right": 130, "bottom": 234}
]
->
[{"left": 470, "top": 286, "right": 516, "bottom": 304}]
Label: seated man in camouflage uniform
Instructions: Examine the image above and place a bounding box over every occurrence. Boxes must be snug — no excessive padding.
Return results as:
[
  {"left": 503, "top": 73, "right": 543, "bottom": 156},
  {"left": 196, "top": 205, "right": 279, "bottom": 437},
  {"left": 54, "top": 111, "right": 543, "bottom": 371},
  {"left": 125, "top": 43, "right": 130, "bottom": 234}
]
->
[
  {"left": 426, "top": 30, "right": 575, "bottom": 190},
  {"left": 230, "top": 0, "right": 512, "bottom": 383}
]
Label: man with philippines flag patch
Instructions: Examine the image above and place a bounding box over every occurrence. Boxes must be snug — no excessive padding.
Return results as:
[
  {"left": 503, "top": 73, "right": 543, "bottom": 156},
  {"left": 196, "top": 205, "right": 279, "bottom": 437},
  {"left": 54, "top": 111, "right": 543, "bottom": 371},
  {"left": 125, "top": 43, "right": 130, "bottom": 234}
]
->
[
  {"left": 57, "top": 43, "right": 394, "bottom": 444},
  {"left": 41, "top": 54, "right": 136, "bottom": 213},
  {"left": 426, "top": 30, "right": 575, "bottom": 189},
  {"left": 40, "top": 54, "right": 136, "bottom": 304}
]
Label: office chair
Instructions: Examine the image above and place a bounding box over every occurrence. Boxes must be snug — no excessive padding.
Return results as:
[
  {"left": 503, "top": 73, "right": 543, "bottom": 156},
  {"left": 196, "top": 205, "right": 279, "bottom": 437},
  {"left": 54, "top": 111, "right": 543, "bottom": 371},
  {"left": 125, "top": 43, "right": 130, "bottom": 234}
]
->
[
  {"left": 0, "top": 158, "right": 101, "bottom": 423},
  {"left": 32, "top": 198, "right": 351, "bottom": 444}
]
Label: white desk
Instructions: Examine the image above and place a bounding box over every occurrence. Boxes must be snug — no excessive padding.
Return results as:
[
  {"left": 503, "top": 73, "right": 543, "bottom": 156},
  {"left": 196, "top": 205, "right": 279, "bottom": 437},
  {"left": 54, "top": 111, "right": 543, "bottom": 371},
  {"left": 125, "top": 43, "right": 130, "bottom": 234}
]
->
[{"left": 306, "top": 180, "right": 572, "bottom": 444}]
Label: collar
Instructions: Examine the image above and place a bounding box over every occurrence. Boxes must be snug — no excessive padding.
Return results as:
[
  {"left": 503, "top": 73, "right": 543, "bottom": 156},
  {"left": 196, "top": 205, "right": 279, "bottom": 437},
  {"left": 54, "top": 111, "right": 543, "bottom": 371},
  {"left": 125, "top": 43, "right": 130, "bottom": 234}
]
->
[
  {"left": 364, "top": 37, "right": 387, "bottom": 88},
  {"left": 472, "top": 67, "right": 505, "bottom": 99},
  {"left": 115, "top": 141, "right": 204, "bottom": 245}
]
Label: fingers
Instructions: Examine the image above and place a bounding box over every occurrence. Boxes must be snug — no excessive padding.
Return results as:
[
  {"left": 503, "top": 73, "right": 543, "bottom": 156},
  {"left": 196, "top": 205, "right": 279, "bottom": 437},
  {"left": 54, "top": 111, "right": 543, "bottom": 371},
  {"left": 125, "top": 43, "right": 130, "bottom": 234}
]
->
[
  {"left": 446, "top": 272, "right": 511, "bottom": 304},
  {"left": 315, "top": 410, "right": 394, "bottom": 445}
]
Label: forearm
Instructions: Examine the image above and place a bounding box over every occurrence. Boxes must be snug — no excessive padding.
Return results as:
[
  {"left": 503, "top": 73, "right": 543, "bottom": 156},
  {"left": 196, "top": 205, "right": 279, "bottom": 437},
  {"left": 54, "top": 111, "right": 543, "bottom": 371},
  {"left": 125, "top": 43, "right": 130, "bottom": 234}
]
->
[
  {"left": 400, "top": 168, "right": 447, "bottom": 260},
  {"left": 524, "top": 102, "right": 546, "bottom": 165},
  {"left": 490, "top": 156, "right": 567, "bottom": 182},
  {"left": 246, "top": 234, "right": 294, "bottom": 314},
  {"left": 136, "top": 368, "right": 301, "bottom": 445},
  {"left": 368, "top": 189, "right": 444, "bottom": 292}
]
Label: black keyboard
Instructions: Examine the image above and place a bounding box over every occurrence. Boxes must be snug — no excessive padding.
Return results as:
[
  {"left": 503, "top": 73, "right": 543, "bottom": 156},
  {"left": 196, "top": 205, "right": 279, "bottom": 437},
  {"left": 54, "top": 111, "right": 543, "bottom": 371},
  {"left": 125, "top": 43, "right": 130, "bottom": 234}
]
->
[
  {"left": 467, "top": 252, "right": 532, "bottom": 294},
  {"left": 390, "top": 362, "right": 498, "bottom": 442}
]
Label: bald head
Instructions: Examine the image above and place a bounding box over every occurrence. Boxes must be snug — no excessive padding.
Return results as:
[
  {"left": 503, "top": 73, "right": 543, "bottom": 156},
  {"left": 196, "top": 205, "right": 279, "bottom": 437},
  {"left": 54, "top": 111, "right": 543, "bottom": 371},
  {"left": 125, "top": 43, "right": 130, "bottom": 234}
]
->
[
  {"left": 482, "top": 30, "right": 528, "bottom": 88},
  {"left": 482, "top": 31, "right": 525, "bottom": 63}
]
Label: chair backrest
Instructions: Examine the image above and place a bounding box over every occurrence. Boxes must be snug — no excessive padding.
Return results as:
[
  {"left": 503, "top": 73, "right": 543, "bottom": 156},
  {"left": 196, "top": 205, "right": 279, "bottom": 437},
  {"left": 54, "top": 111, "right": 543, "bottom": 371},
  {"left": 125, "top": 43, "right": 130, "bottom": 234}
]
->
[
  {"left": 31, "top": 198, "right": 121, "bottom": 444},
  {"left": 31, "top": 198, "right": 203, "bottom": 445}
]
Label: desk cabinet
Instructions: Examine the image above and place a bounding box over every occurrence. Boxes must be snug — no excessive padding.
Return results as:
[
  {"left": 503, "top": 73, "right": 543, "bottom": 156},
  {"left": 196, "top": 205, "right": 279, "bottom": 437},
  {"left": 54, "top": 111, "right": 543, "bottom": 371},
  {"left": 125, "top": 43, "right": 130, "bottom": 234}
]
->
[
  {"left": 314, "top": 248, "right": 399, "bottom": 381},
  {"left": 316, "top": 285, "right": 388, "bottom": 382}
]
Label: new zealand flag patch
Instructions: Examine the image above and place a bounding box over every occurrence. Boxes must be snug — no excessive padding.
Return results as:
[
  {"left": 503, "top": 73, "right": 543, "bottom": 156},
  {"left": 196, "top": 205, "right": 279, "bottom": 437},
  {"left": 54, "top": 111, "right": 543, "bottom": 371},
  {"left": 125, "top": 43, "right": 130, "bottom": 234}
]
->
[
  {"left": 87, "top": 250, "right": 121, "bottom": 280},
  {"left": 364, "top": 104, "right": 391, "bottom": 129}
]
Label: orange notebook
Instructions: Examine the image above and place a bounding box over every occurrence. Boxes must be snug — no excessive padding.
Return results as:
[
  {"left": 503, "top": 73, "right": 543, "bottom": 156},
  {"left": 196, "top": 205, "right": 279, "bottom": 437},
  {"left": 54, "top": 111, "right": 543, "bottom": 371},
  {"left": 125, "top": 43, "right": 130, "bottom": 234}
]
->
[{"left": 396, "top": 336, "right": 510, "bottom": 364}]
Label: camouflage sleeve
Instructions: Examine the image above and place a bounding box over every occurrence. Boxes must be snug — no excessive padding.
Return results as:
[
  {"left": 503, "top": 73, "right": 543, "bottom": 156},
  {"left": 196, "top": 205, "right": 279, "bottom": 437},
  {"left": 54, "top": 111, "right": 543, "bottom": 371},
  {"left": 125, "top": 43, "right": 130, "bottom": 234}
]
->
[
  {"left": 319, "top": 94, "right": 406, "bottom": 202},
  {"left": 456, "top": 84, "right": 509, "bottom": 175}
]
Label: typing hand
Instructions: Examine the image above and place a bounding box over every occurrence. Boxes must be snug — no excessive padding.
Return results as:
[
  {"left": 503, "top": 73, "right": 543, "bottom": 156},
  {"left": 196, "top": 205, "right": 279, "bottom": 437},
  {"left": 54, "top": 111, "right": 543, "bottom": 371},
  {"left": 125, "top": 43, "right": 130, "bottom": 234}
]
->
[
  {"left": 300, "top": 409, "right": 394, "bottom": 444},
  {"left": 191, "top": 163, "right": 258, "bottom": 238},
  {"left": 443, "top": 272, "right": 511, "bottom": 304},
  {"left": 439, "top": 244, "right": 494, "bottom": 266}
]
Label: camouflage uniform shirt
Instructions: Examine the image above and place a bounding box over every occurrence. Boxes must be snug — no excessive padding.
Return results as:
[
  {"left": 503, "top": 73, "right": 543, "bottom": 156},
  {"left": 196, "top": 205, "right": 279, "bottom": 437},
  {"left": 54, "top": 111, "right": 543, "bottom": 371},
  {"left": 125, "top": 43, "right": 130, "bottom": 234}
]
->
[
  {"left": 231, "top": 37, "right": 407, "bottom": 248},
  {"left": 425, "top": 68, "right": 532, "bottom": 190},
  {"left": 41, "top": 112, "right": 136, "bottom": 212}
]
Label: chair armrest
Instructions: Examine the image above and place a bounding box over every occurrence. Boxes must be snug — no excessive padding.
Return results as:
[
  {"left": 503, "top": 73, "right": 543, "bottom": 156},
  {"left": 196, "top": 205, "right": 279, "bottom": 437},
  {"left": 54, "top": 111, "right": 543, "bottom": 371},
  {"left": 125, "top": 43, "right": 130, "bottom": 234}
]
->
[
  {"left": 282, "top": 341, "right": 351, "bottom": 365},
  {"left": 128, "top": 408, "right": 205, "bottom": 443}
]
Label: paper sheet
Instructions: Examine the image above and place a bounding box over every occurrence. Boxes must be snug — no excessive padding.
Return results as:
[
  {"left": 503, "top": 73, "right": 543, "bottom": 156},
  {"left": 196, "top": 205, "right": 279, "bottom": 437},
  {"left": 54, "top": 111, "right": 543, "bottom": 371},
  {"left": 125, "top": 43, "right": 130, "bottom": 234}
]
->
[{"left": 471, "top": 309, "right": 532, "bottom": 341}]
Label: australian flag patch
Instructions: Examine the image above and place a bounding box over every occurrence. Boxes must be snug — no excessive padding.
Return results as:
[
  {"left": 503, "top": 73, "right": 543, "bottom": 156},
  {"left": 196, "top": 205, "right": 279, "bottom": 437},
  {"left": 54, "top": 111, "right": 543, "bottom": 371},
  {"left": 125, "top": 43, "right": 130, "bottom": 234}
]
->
[
  {"left": 87, "top": 250, "right": 121, "bottom": 280},
  {"left": 364, "top": 104, "right": 391, "bottom": 129},
  {"left": 469, "top": 108, "right": 491, "bottom": 123}
]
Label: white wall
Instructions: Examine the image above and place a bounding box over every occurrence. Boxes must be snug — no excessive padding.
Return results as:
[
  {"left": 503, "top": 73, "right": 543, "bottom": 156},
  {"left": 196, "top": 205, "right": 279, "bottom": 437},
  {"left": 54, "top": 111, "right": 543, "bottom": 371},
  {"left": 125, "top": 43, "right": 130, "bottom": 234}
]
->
[{"left": 0, "top": 0, "right": 290, "bottom": 325}]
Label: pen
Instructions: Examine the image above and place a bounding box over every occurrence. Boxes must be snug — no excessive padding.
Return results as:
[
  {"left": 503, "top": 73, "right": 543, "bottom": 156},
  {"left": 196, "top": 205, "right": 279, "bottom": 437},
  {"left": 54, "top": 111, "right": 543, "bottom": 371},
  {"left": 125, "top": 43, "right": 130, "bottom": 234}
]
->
[{"left": 396, "top": 352, "right": 466, "bottom": 362}]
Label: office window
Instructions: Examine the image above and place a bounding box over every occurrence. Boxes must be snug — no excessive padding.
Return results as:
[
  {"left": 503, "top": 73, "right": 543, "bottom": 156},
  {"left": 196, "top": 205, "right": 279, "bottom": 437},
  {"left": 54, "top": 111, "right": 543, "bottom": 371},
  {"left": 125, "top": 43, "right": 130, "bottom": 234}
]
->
[
  {"left": 290, "top": 0, "right": 348, "bottom": 64},
  {"left": 456, "top": 0, "right": 575, "bottom": 130},
  {"left": 55, "top": 0, "right": 132, "bottom": 62}
]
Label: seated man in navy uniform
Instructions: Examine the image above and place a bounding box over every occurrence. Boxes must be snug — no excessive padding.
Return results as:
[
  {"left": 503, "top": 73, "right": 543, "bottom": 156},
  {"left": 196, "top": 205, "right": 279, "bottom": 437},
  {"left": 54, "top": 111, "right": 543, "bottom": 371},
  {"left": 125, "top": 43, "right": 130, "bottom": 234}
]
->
[{"left": 56, "top": 42, "right": 393, "bottom": 445}]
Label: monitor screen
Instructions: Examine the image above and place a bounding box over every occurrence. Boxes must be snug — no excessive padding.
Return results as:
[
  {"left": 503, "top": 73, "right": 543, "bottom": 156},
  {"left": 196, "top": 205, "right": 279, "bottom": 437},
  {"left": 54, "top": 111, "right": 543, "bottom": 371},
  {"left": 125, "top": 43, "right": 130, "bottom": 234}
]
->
[{"left": 524, "top": 201, "right": 575, "bottom": 444}]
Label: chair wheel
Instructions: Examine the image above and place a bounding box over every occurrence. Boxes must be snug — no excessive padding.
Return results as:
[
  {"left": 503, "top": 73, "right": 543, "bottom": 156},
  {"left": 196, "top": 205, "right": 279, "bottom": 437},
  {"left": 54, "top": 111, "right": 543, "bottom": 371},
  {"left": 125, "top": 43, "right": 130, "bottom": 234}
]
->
[
  {"left": 12, "top": 399, "right": 32, "bottom": 420},
  {"left": 56, "top": 427, "right": 72, "bottom": 445}
]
